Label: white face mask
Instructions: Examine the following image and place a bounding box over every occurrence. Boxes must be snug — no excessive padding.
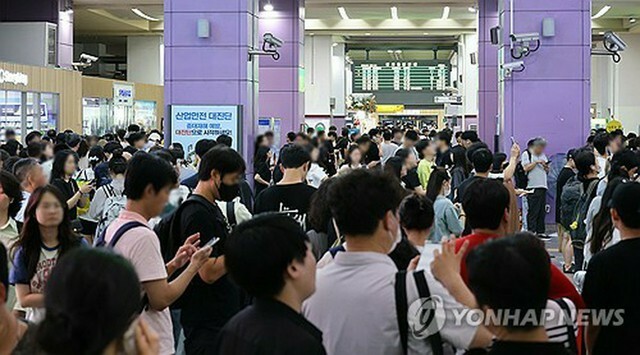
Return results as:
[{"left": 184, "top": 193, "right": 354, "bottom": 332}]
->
[{"left": 388, "top": 217, "right": 402, "bottom": 254}]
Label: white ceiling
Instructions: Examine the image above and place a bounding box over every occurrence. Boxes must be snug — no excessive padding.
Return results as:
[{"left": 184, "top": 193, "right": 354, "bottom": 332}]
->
[{"left": 72, "top": 0, "right": 640, "bottom": 36}]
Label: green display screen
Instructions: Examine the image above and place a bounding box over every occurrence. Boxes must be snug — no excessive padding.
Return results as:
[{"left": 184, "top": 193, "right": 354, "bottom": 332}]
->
[{"left": 353, "top": 61, "right": 450, "bottom": 93}]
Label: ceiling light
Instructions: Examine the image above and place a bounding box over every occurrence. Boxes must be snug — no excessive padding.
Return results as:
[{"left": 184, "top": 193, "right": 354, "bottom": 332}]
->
[
  {"left": 338, "top": 7, "right": 349, "bottom": 20},
  {"left": 263, "top": 3, "right": 274, "bottom": 11},
  {"left": 468, "top": 6, "right": 477, "bottom": 13},
  {"left": 631, "top": 18, "right": 637, "bottom": 24},
  {"left": 442, "top": 6, "right": 450, "bottom": 20},
  {"left": 132, "top": 8, "right": 160, "bottom": 21},
  {"left": 365, "top": 32, "right": 371, "bottom": 36},
  {"left": 387, "top": 50, "right": 394, "bottom": 53},
  {"left": 391, "top": 6, "right": 399, "bottom": 20},
  {"left": 395, "top": 50, "right": 402, "bottom": 54},
  {"left": 592, "top": 5, "right": 611, "bottom": 19},
  {"left": 333, "top": 43, "right": 339, "bottom": 47},
  {"left": 423, "top": 32, "right": 430, "bottom": 35},
  {"left": 599, "top": 31, "right": 606, "bottom": 35}
]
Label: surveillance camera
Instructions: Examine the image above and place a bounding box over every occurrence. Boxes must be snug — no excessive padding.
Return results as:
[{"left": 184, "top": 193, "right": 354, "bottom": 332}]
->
[
  {"left": 501, "top": 61, "right": 525, "bottom": 78},
  {"left": 510, "top": 33, "right": 540, "bottom": 43},
  {"left": 80, "top": 53, "right": 99, "bottom": 63},
  {"left": 603, "top": 31, "right": 627, "bottom": 52},
  {"left": 263, "top": 33, "right": 283, "bottom": 48}
]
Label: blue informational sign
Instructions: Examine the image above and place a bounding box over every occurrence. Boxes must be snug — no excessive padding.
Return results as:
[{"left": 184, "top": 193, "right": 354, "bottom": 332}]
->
[{"left": 170, "top": 105, "right": 242, "bottom": 159}]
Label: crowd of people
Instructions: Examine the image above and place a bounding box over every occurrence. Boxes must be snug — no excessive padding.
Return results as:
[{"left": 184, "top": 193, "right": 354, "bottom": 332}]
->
[{"left": 0, "top": 123, "right": 638, "bottom": 355}]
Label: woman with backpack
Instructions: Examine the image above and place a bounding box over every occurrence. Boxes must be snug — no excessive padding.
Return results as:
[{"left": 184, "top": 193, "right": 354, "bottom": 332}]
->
[
  {"left": 9, "top": 186, "right": 87, "bottom": 323},
  {"left": 88, "top": 153, "right": 128, "bottom": 239}
]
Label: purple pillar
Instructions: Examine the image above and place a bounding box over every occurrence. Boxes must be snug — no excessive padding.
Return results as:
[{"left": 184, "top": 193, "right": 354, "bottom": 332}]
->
[
  {"left": 258, "top": 0, "right": 305, "bottom": 143},
  {"left": 164, "top": 0, "right": 259, "bottom": 162},
  {"left": 478, "top": 0, "right": 499, "bottom": 147},
  {"left": 499, "top": 0, "right": 591, "bottom": 156}
]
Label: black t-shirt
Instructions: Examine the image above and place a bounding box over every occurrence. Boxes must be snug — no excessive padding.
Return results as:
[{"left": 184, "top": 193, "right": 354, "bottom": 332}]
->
[
  {"left": 388, "top": 238, "right": 420, "bottom": 270},
  {"left": 402, "top": 167, "right": 421, "bottom": 191},
  {"left": 254, "top": 183, "right": 317, "bottom": 230},
  {"left": 487, "top": 341, "right": 569, "bottom": 355},
  {"left": 455, "top": 175, "right": 485, "bottom": 204},
  {"left": 213, "top": 298, "right": 326, "bottom": 355},
  {"left": 582, "top": 238, "right": 640, "bottom": 354},
  {"left": 555, "top": 167, "right": 576, "bottom": 221},
  {"left": 177, "top": 195, "right": 241, "bottom": 327},
  {"left": 365, "top": 143, "right": 381, "bottom": 164},
  {"left": 436, "top": 148, "right": 453, "bottom": 168},
  {"left": 51, "top": 178, "right": 80, "bottom": 220},
  {"left": 123, "top": 145, "right": 138, "bottom": 155}
]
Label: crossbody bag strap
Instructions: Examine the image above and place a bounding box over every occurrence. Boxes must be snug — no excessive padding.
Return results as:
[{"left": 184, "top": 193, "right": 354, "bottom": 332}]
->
[
  {"left": 413, "top": 270, "right": 444, "bottom": 355},
  {"left": 395, "top": 270, "right": 409, "bottom": 355}
]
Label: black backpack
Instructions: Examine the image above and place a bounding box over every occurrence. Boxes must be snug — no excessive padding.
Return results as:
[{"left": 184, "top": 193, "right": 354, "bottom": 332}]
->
[
  {"left": 514, "top": 150, "right": 531, "bottom": 189},
  {"left": 153, "top": 195, "right": 220, "bottom": 263}
]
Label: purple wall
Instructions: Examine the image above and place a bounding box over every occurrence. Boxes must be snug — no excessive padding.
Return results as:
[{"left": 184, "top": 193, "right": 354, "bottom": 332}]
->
[
  {"left": 259, "top": 0, "right": 305, "bottom": 145},
  {"left": 499, "top": 0, "right": 590, "bottom": 156},
  {"left": 164, "top": 0, "right": 259, "bottom": 162},
  {"left": 478, "top": 0, "right": 499, "bottom": 147}
]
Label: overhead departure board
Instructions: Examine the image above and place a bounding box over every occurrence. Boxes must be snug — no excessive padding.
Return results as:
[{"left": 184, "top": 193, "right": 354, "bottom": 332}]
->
[{"left": 353, "top": 61, "right": 450, "bottom": 93}]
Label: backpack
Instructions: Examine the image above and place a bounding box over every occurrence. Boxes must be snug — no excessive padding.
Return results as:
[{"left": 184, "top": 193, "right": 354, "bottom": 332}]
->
[
  {"left": 94, "top": 220, "right": 147, "bottom": 248},
  {"left": 514, "top": 150, "right": 531, "bottom": 189},
  {"left": 154, "top": 195, "right": 222, "bottom": 263},
  {"left": 395, "top": 270, "right": 444, "bottom": 355},
  {"left": 225, "top": 200, "right": 237, "bottom": 229},
  {"left": 95, "top": 184, "right": 126, "bottom": 238},
  {"left": 568, "top": 179, "right": 599, "bottom": 246},
  {"left": 560, "top": 176, "right": 583, "bottom": 230}
]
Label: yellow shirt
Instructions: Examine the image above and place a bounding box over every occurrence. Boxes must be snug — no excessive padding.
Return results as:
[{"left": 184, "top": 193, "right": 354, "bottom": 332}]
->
[{"left": 417, "top": 159, "right": 436, "bottom": 189}]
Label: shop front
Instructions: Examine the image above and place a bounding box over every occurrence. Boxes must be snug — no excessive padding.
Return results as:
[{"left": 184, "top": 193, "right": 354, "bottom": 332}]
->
[
  {"left": 82, "top": 77, "right": 163, "bottom": 136},
  {"left": 0, "top": 61, "right": 82, "bottom": 141}
]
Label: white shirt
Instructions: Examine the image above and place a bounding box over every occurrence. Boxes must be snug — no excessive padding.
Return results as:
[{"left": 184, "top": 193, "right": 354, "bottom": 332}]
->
[
  {"left": 303, "top": 251, "right": 477, "bottom": 355},
  {"left": 15, "top": 191, "right": 30, "bottom": 223},
  {"left": 521, "top": 151, "right": 548, "bottom": 189},
  {"left": 596, "top": 155, "right": 608, "bottom": 179},
  {"left": 41, "top": 159, "right": 53, "bottom": 182},
  {"left": 216, "top": 197, "right": 252, "bottom": 225}
]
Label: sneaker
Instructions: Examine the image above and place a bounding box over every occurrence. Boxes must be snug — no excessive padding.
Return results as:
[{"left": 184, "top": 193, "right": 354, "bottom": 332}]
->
[{"left": 537, "top": 234, "right": 552, "bottom": 241}]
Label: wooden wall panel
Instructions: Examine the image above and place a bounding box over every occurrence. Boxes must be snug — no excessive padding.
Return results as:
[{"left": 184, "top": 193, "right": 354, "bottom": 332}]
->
[{"left": 0, "top": 61, "right": 82, "bottom": 132}]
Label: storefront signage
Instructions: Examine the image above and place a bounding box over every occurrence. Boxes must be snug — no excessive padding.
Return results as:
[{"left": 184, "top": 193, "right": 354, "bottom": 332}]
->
[
  {"left": 0, "top": 69, "right": 28, "bottom": 86},
  {"left": 113, "top": 82, "right": 135, "bottom": 106},
  {"left": 170, "top": 105, "right": 242, "bottom": 158}
]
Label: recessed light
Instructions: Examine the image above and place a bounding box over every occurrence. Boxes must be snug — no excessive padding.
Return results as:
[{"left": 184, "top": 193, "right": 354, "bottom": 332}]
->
[
  {"left": 468, "top": 6, "right": 477, "bottom": 13},
  {"left": 131, "top": 8, "right": 160, "bottom": 21},
  {"left": 395, "top": 50, "right": 402, "bottom": 54},
  {"left": 391, "top": 6, "right": 399, "bottom": 20},
  {"left": 423, "top": 32, "right": 430, "bottom": 35},
  {"left": 592, "top": 5, "right": 611, "bottom": 19},
  {"left": 333, "top": 43, "right": 339, "bottom": 47},
  {"left": 599, "top": 31, "right": 606, "bottom": 35},
  {"left": 631, "top": 18, "right": 637, "bottom": 23},
  {"left": 338, "top": 7, "right": 349, "bottom": 20},
  {"left": 387, "top": 50, "right": 394, "bottom": 53},
  {"left": 442, "top": 6, "right": 450, "bottom": 20},
  {"left": 263, "top": 3, "right": 274, "bottom": 12},
  {"left": 365, "top": 32, "right": 371, "bottom": 36}
]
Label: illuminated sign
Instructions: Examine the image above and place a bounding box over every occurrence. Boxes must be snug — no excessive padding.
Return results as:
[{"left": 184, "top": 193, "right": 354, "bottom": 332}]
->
[
  {"left": 170, "top": 105, "right": 243, "bottom": 156},
  {"left": 0, "top": 69, "right": 28, "bottom": 86}
]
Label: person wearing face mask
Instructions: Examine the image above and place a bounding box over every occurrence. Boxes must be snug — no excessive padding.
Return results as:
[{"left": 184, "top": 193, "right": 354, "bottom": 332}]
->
[
  {"left": 426, "top": 167, "right": 464, "bottom": 242},
  {"left": 254, "top": 145, "right": 317, "bottom": 231},
  {"left": 173, "top": 146, "right": 247, "bottom": 355},
  {"left": 303, "top": 169, "right": 492, "bottom": 355}
]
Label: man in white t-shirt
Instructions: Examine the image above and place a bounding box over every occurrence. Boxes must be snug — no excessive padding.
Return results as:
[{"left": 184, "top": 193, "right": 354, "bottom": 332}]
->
[
  {"left": 592, "top": 132, "right": 610, "bottom": 179},
  {"left": 102, "top": 152, "right": 211, "bottom": 355},
  {"left": 303, "top": 170, "right": 491, "bottom": 355},
  {"left": 521, "top": 137, "right": 549, "bottom": 237},
  {"left": 12, "top": 159, "right": 47, "bottom": 223}
]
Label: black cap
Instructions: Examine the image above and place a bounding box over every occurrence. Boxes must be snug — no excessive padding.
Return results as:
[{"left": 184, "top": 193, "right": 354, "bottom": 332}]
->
[
  {"left": 567, "top": 149, "right": 576, "bottom": 160},
  {"left": 611, "top": 182, "right": 640, "bottom": 229}
]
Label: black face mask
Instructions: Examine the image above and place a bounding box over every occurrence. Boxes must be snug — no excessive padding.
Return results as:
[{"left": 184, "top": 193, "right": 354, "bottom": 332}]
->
[{"left": 218, "top": 182, "right": 240, "bottom": 202}]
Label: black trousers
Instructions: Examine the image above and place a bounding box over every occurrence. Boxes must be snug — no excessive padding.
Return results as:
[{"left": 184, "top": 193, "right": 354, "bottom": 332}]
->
[{"left": 527, "top": 188, "right": 547, "bottom": 234}]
